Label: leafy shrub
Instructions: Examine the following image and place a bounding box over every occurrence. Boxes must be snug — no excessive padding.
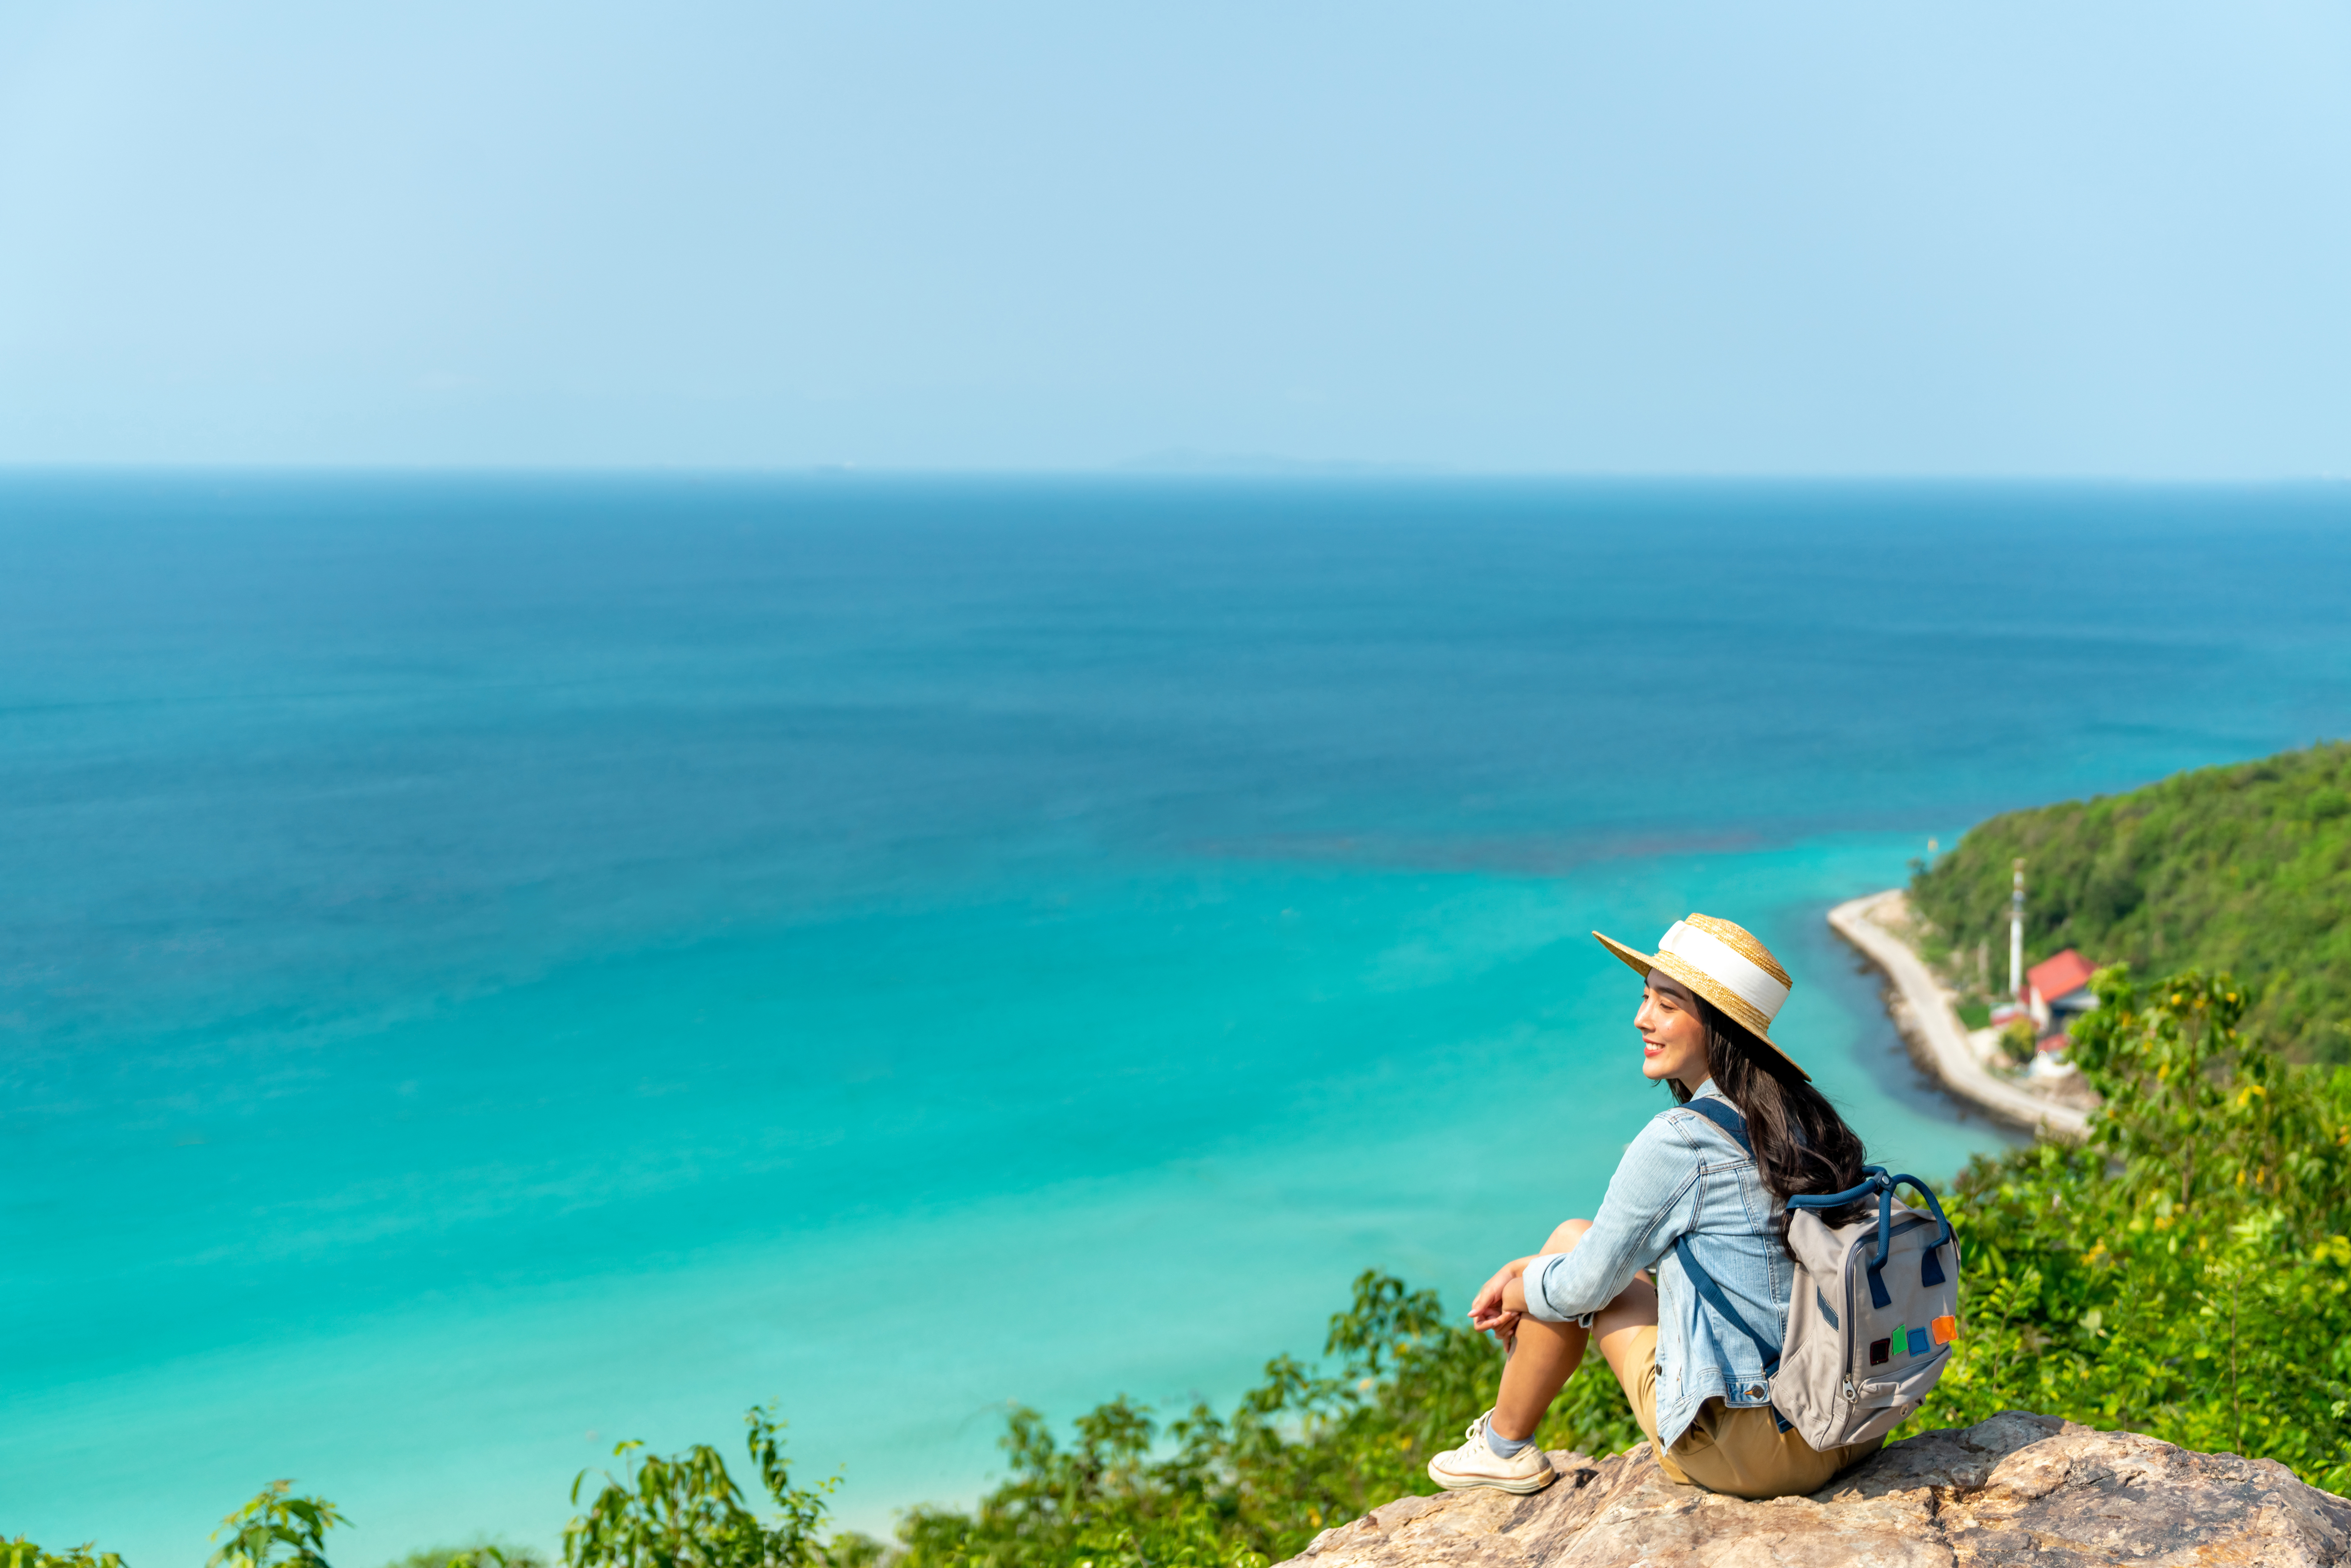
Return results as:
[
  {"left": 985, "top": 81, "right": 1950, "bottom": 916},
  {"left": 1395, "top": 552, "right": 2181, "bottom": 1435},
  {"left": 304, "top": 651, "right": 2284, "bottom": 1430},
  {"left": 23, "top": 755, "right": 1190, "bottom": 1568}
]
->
[
  {"left": 564, "top": 1404, "right": 879, "bottom": 1568},
  {"left": 894, "top": 1269, "right": 1641, "bottom": 1567},
  {"left": 1906, "top": 964, "right": 2351, "bottom": 1489},
  {"left": 209, "top": 1484, "right": 346, "bottom": 1568}
]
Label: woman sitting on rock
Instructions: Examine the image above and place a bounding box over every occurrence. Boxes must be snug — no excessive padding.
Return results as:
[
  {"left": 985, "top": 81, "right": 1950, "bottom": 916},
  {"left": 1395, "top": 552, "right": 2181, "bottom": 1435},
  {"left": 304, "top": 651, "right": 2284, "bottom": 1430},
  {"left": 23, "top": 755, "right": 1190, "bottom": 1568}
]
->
[{"left": 1429, "top": 914, "right": 1880, "bottom": 1501}]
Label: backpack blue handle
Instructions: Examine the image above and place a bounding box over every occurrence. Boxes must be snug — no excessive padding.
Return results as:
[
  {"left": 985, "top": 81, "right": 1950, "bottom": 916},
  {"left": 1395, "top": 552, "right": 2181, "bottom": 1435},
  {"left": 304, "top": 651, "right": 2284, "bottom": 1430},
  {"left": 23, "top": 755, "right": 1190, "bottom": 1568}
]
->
[
  {"left": 1883, "top": 1173, "right": 1957, "bottom": 1288},
  {"left": 1785, "top": 1167, "right": 1890, "bottom": 1212},
  {"left": 1801, "top": 1169, "right": 1954, "bottom": 1303}
]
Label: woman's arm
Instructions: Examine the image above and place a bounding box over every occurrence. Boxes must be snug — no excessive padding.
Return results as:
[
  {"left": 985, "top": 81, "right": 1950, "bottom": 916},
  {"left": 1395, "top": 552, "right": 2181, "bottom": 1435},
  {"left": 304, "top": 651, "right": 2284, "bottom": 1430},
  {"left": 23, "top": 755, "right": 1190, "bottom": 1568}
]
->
[{"left": 1518, "top": 1117, "right": 1695, "bottom": 1325}]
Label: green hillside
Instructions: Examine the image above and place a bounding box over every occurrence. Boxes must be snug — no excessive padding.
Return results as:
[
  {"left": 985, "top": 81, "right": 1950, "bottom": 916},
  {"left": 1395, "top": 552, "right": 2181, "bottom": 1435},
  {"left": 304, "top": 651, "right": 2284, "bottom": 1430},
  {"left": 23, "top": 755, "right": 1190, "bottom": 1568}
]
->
[{"left": 1911, "top": 740, "right": 2351, "bottom": 1061}]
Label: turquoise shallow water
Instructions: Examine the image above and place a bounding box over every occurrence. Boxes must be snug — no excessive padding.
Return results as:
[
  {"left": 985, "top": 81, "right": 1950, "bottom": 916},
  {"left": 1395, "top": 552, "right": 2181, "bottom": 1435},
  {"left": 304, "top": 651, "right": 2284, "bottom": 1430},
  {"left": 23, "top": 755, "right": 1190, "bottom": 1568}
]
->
[{"left": 4, "top": 477, "right": 2349, "bottom": 1556}]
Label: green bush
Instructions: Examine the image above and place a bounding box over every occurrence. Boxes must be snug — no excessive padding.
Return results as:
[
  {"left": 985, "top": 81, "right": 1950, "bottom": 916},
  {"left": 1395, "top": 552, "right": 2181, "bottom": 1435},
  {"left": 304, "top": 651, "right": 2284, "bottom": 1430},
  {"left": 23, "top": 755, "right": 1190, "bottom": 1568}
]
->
[
  {"left": 1904, "top": 963, "right": 2351, "bottom": 1489},
  {"left": 563, "top": 1405, "right": 871, "bottom": 1568},
  {"left": 893, "top": 1270, "right": 1640, "bottom": 1568}
]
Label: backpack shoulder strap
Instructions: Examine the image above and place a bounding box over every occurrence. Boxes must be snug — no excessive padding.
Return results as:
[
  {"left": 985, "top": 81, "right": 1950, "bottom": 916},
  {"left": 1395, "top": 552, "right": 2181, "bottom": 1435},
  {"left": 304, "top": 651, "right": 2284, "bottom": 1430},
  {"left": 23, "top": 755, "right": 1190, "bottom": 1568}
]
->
[
  {"left": 1669, "top": 1098, "right": 1776, "bottom": 1370},
  {"left": 1673, "top": 1235, "right": 1781, "bottom": 1376},
  {"left": 1679, "top": 1095, "right": 1753, "bottom": 1157}
]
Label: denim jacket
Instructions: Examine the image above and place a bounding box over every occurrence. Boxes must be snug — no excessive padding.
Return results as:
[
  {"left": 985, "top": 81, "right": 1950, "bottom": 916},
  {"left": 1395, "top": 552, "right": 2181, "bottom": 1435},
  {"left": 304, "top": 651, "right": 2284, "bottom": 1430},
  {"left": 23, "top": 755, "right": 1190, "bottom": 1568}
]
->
[{"left": 1520, "top": 1080, "right": 1787, "bottom": 1452}]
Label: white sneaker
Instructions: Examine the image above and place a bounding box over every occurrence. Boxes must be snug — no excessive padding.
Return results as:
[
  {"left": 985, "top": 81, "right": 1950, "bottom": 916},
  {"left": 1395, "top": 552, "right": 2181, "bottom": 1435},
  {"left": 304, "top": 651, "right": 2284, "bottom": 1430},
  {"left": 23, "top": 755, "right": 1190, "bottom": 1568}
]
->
[{"left": 1426, "top": 1411, "right": 1557, "bottom": 1493}]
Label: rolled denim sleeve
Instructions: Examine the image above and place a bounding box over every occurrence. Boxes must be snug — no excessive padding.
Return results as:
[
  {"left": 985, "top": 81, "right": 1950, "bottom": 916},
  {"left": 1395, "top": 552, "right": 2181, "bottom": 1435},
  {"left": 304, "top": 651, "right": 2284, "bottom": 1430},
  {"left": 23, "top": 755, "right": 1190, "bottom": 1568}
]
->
[{"left": 1521, "top": 1116, "right": 1697, "bottom": 1324}]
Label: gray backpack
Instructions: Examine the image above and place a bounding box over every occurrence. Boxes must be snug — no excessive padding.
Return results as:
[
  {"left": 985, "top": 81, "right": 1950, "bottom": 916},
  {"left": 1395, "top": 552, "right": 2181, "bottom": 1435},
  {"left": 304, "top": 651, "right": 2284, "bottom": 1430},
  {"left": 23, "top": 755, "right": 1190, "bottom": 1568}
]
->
[{"left": 1679, "top": 1098, "right": 1961, "bottom": 1452}]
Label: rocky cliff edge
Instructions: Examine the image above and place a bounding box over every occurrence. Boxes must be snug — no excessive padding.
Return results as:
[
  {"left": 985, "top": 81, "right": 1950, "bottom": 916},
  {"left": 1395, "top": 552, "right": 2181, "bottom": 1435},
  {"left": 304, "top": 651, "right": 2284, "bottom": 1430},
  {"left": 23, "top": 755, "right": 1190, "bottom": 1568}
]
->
[{"left": 1278, "top": 1412, "right": 2351, "bottom": 1567}]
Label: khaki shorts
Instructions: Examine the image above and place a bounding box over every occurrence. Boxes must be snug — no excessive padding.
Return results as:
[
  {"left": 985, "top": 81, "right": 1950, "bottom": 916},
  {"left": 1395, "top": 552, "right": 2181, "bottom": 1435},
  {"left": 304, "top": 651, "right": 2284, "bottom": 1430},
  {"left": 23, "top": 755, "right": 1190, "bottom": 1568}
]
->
[{"left": 1611, "top": 1325, "right": 1882, "bottom": 1500}]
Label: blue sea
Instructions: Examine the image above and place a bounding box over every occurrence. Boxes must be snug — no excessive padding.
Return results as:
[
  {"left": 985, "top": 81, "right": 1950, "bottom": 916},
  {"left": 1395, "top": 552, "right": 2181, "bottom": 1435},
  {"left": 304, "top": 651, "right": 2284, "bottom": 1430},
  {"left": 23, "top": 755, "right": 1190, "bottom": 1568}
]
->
[{"left": 5, "top": 476, "right": 2349, "bottom": 1560}]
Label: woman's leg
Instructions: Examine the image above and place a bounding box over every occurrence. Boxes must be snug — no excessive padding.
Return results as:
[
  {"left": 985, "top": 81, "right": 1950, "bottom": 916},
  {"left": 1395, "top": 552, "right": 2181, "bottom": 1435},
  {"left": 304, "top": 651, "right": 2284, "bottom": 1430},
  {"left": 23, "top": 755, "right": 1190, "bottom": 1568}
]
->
[
  {"left": 1489, "top": 1316, "right": 1583, "bottom": 1441},
  {"left": 1489, "top": 1220, "right": 1660, "bottom": 1441}
]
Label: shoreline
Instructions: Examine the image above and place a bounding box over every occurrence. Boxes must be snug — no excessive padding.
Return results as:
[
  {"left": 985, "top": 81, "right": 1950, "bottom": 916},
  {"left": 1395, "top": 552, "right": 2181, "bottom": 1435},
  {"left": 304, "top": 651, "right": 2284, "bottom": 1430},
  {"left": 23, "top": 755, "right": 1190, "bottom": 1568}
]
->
[{"left": 1827, "top": 889, "right": 2091, "bottom": 1141}]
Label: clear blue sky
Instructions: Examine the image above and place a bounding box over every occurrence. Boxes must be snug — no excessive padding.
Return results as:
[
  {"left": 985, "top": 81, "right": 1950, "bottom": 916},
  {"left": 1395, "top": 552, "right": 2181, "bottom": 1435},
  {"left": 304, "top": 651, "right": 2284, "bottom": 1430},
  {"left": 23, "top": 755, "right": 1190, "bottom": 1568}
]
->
[{"left": 4, "top": 2, "right": 2347, "bottom": 474}]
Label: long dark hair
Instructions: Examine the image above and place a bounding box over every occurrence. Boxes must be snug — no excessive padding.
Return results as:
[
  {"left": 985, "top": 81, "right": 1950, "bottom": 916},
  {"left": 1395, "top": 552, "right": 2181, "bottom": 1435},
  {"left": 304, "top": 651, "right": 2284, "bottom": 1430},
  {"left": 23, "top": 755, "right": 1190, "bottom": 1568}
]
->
[{"left": 1671, "top": 993, "right": 1872, "bottom": 1254}]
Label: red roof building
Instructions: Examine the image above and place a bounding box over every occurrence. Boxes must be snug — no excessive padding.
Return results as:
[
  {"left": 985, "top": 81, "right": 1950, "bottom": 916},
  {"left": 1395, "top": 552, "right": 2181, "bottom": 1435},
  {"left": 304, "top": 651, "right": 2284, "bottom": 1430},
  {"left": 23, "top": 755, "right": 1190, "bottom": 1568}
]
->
[
  {"left": 2027, "top": 949, "right": 2097, "bottom": 1005},
  {"left": 2025, "top": 948, "right": 2099, "bottom": 1033}
]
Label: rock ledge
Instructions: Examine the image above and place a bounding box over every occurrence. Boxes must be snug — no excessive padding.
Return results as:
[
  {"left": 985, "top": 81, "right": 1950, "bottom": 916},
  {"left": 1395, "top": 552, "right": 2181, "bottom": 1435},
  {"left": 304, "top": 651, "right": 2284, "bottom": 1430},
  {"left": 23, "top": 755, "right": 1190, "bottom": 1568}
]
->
[{"left": 1279, "top": 1412, "right": 2351, "bottom": 1566}]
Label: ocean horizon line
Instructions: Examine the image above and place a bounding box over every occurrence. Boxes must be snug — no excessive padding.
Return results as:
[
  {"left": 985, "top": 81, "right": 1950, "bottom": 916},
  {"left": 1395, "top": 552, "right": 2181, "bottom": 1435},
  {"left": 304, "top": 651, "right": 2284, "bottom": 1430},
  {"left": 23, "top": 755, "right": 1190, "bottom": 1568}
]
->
[{"left": 3, "top": 461, "right": 2349, "bottom": 488}]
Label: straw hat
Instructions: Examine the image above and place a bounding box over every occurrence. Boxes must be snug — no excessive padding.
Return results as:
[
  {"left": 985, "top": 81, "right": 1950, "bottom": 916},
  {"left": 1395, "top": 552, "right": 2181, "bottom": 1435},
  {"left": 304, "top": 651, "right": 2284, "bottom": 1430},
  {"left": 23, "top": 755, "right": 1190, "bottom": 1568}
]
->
[{"left": 1593, "top": 914, "right": 1806, "bottom": 1079}]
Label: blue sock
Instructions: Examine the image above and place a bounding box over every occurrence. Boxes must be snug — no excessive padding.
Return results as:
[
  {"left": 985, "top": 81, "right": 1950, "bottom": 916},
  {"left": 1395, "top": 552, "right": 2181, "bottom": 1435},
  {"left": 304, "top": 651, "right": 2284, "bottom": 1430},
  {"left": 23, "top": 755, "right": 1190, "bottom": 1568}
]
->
[{"left": 1485, "top": 1418, "right": 1531, "bottom": 1458}]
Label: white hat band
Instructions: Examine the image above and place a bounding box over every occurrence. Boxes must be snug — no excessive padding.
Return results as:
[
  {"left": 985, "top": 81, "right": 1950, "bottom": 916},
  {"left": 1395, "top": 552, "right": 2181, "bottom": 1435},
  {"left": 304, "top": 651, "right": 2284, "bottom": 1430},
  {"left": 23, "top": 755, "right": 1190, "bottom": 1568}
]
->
[{"left": 1658, "top": 920, "right": 1790, "bottom": 1025}]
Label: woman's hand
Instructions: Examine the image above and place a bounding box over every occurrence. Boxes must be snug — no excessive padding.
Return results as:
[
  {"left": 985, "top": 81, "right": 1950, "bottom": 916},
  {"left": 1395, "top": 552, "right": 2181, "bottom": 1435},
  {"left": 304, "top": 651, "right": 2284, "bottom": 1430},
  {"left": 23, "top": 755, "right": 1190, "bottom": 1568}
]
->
[{"left": 1469, "top": 1257, "right": 1534, "bottom": 1348}]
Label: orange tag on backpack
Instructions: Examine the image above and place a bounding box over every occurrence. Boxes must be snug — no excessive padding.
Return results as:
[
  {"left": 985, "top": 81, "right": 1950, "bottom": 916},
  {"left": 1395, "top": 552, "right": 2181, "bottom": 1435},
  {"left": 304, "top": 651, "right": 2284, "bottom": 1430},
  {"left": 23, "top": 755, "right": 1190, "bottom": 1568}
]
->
[{"left": 1931, "top": 1315, "right": 1959, "bottom": 1344}]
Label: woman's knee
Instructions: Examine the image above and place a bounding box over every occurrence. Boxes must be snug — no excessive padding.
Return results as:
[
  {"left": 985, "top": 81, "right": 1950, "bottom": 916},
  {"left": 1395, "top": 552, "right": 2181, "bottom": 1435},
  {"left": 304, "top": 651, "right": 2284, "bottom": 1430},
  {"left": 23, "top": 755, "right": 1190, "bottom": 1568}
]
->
[
  {"left": 1543, "top": 1217, "right": 1593, "bottom": 1254},
  {"left": 1593, "top": 1271, "right": 1659, "bottom": 1339}
]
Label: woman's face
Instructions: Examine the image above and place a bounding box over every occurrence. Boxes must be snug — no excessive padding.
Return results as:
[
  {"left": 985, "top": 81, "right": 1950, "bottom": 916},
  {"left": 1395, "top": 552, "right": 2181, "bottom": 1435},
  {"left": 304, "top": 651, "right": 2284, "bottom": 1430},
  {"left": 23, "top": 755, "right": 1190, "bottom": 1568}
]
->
[{"left": 1636, "top": 972, "right": 1713, "bottom": 1087}]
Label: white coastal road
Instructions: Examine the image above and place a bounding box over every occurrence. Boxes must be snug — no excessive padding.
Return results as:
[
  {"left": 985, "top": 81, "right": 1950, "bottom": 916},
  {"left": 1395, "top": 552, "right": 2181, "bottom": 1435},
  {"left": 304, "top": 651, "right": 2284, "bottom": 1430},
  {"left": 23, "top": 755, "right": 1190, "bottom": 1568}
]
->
[{"left": 1827, "top": 889, "right": 2091, "bottom": 1141}]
